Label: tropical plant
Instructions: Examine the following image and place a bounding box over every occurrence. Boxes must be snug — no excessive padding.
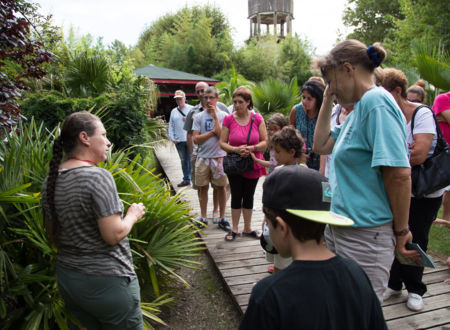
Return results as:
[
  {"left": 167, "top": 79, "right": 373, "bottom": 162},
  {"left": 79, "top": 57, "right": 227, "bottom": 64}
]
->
[
  {"left": 411, "top": 41, "right": 450, "bottom": 92},
  {"left": 215, "top": 66, "right": 255, "bottom": 105},
  {"left": 252, "top": 77, "right": 300, "bottom": 116},
  {"left": 0, "top": 118, "right": 202, "bottom": 329}
]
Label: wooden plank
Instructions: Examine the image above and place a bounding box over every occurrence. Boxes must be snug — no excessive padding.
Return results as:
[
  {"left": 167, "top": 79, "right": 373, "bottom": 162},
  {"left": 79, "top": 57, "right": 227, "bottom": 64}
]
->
[
  {"left": 236, "top": 294, "right": 251, "bottom": 306},
  {"left": 230, "top": 283, "right": 256, "bottom": 296},
  {"left": 224, "top": 272, "right": 270, "bottom": 286},
  {"left": 211, "top": 251, "right": 267, "bottom": 263},
  {"left": 217, "top": 257, "right": 270, "bottom": 270},
  {"left": 425, "top": 323, "right": 450, "bottom": 329},
  {"left": 386, "top": 308, "right": 450, "bottom": 330},
  {"left": 220, "top": 264, "right": 271, "bottom": 277},
  {"left": 384, "top": 293, "right": 450, "bottom": 320}
]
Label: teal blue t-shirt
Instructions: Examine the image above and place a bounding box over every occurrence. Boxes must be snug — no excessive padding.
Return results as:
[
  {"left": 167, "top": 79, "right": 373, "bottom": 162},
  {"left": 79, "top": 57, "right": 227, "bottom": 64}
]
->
[{"left": 330, "top": 87, "right": 409, "bottom": 227}]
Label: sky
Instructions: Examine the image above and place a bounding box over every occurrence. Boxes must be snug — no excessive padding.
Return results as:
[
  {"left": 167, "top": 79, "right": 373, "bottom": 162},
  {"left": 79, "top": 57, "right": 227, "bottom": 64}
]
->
[{"left": 36, "top": 0, "right": 351, "bottom": 55}]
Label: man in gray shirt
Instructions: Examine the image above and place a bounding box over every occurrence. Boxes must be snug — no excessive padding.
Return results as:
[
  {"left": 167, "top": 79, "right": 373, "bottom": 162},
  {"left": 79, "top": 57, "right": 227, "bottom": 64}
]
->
[{"left": 193, "top": 87, "right": 229, "bottom": 227}]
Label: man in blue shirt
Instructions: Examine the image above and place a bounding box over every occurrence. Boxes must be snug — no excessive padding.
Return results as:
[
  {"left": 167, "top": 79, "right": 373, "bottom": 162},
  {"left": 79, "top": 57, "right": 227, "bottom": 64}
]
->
[{"left": 169, "top": 90, "right": 193, "bottom": 187}]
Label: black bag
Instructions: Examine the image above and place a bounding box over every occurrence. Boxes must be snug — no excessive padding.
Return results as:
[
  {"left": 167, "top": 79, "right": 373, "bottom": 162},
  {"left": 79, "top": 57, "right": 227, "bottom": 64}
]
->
[
  {"left": 223, "top": 113, "right": 255, "bottom": 175},
  {"left": 411, "top": 105, "right": 450, "bottom": 198}
]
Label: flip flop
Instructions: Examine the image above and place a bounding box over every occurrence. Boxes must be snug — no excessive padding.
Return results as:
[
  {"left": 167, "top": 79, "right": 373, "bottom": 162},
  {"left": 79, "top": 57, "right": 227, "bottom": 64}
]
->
[
  {"left": 225, "top": 231, "right": 240, "bottom": 242},
  {"left": 242, "top": 230, "right": 261, "bottom": 239},
  {"left": 211, "top": 216, "right": 220, "bottom": 224}
]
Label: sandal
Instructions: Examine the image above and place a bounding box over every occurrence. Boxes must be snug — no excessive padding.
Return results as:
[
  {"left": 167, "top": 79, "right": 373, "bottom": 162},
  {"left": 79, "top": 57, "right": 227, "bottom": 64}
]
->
[
  {"left": 211, "top": 216, "right": 220, "bottom": 224},
  {"left": 218, "top": 218, "right": 231, "bottom": 232},
  {"left": 225, "top": 231, "right": 239, "bottom": 241},
  {"left": 242, "top": 230, "right": 261, "bottom": 239}
]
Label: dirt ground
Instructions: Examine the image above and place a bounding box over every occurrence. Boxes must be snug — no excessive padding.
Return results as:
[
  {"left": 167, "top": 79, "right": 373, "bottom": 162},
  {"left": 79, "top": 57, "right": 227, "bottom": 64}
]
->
[{"left": 155, "top": 251, "right": 242, "bottom": 330}]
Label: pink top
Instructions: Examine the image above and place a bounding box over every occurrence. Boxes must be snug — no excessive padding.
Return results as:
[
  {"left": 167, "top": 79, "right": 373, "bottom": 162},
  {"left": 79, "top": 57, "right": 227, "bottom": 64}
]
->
[
  {"left": 432, "top": 92, "right": 450, "bottom": 145},
  {"left": 223, "top": 112, "right": 267, "bottom": 179}
]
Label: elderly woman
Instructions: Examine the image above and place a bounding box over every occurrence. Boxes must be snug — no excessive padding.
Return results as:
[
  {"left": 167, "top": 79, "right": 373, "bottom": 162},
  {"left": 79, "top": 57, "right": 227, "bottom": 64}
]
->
[
  {"left": 313, "top": 40, "right": 418, "bottom": 302},
  {"left": 220, "top": 86, "right": 268, "bottom": 241},
  {"left": 289, "top": 80, "right": 325, "bottom": 170},
  {"left": 41, "top": 111, "right": 146, "bottom": 328},
  {"left": 382, "top": 68, "right": 444, "bottom": 311}
]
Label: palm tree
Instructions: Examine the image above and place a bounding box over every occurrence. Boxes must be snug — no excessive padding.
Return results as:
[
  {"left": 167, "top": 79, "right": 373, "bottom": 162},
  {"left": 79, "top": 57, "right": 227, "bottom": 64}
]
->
[
  {"left": 411, "top": 41, "right": 450, "bottom": 94},
  {"left": 252, "top": 77, "right": 300, "bottom": 117},
  {"left": 215, "top": 66, "right": 255, "bottom": 105}
]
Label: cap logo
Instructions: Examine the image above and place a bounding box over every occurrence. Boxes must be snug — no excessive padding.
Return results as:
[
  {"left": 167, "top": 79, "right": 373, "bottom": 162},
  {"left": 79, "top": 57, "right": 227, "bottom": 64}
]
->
[{"left": 321, "top": 181, "right": 332, "bottom": 203}]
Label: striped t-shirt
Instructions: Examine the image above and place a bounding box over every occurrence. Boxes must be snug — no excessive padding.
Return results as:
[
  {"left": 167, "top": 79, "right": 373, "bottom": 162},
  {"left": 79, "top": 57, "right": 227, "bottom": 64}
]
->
[{"left": 41, "top": 166, "right": 136, "bottom": 278}]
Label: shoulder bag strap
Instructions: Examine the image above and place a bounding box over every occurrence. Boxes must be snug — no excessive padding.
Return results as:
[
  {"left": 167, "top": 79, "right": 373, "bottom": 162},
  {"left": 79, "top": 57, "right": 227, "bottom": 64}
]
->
[
  {"left": 246, "top": 113, "right": 255, "bottom": 145},
  {"left": 177, "top": 106, "right": 186, "bottom": 118},
  {"left": 411, "top": 105, "right": 449, "bottom": 156}
]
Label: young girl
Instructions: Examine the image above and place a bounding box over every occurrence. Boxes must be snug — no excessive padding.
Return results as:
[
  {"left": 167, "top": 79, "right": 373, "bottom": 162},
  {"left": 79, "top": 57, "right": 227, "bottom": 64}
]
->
[
  {"left": 256, "top": 125, "right": 306, "bottom": 273},
  {"left": 251, "top": 113, "right": 288, "bottom": 172}
]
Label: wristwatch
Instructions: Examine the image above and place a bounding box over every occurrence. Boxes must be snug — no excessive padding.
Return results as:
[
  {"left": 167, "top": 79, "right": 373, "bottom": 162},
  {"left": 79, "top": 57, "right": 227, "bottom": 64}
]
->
[{"left": 394, "top": 227, "right": 410, "bottom": 236}]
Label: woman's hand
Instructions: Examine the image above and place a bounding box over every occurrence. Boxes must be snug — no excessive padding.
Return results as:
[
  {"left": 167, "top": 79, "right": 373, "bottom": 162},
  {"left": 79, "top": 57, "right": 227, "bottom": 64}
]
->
[
  {"left": 236, "top": 145, "right": 250, "bottom": 157},
  {"left": 126, "top": 202, "right": 146, "bottom": 223},
  {"left": 322, "top": 85, "right": 335, "bottom": 107}
]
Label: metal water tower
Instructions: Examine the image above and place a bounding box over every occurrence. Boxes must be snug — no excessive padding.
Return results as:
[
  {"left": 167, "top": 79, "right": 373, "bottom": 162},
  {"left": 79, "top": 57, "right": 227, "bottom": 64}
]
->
[{"left": 248, "top": 0, "right": 294, "bottom": 39}]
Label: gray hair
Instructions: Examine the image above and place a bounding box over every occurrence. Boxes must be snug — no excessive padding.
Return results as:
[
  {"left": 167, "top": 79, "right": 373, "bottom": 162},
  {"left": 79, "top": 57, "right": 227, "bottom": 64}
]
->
[{"left": 205, "top": 86, "right": 219, "bottom": 97}]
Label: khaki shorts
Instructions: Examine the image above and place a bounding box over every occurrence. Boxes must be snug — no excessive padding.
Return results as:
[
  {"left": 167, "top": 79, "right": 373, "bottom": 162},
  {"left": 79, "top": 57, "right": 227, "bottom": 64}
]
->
[
  {"left": 195, "top": 157, "right": 228, "bottom": 187},
  {"left": 266, "top": 253, "right": 292, "bottom": 270}
]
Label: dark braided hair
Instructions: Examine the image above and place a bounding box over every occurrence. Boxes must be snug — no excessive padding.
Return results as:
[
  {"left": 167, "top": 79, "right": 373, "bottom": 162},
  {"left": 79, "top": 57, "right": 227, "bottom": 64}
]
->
[{"left": 46, "top": 111, "right": 99, "bottom": 241}]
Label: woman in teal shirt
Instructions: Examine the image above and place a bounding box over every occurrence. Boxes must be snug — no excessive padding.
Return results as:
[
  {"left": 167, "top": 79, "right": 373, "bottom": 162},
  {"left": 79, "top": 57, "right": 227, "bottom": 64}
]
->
[{"left": 313, "top": 40, "right": 419, "bottom": 302}]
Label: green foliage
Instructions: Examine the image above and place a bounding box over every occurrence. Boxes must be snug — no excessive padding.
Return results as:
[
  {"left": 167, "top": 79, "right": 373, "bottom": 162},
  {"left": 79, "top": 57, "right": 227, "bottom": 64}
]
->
[
  {"left": 136, "top": 5, "right": 233, "bottom": 77},
  {"left": 0, "top": 119, "right": 201, "bottom": 328},
  {"left": 343, "top": 0, "right": 404, "bottom": 45},
  {"left": 386, "top": 0, "right": 449, "bottom": 65},
  {"left": 20, "top": 75, "right": 163, "bottom": 151},
  {"left": 232, "top": 35, "right": 313, "bottom": 84},
  {"left": 411, "top": 41, "right": 450, "bottom": 91},
  {"left": 252, "top": 78, "right": 300, "bottom": 116},
  {"left": 215, "top": 66, "right": 255, "bottom": 105}
]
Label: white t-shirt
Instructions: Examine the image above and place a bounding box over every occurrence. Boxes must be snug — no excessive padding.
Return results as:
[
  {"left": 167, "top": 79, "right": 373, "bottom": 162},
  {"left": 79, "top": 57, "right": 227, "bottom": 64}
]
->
[{"left": 408, "top": 106, "right": 444, "bottom": 198}]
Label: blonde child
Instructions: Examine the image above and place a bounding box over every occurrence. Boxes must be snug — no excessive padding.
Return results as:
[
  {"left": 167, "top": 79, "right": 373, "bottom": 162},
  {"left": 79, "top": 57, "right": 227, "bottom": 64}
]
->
[{"left": 256, "top": 126, "right": 306, "bottom": 273}]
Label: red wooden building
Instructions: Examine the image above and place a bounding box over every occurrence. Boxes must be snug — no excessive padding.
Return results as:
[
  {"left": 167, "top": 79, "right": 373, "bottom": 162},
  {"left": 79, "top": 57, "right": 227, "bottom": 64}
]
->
[{"left": 134, "top": 64, "right": 219, "bottom": 121}]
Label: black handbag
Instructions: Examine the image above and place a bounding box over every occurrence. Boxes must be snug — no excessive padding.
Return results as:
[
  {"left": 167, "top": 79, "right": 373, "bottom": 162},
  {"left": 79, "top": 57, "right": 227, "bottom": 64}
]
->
[
  {"left": 410, "top": 105, "right": 450, "bottom": 198},
  {"left": 223, "top": 113, "right": 255, "bottom": 175}
]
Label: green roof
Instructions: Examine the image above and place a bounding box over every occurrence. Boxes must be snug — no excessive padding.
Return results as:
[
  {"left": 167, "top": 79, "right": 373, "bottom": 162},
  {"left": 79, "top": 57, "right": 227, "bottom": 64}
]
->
[{"left": 134, "top": 64, "right": 218, "bottom": 82}]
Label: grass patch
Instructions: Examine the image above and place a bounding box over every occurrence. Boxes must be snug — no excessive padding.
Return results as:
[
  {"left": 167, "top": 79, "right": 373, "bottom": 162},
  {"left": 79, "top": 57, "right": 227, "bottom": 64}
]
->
[{"left": 428, "top": 207, "right": 450, "bottom": 256}]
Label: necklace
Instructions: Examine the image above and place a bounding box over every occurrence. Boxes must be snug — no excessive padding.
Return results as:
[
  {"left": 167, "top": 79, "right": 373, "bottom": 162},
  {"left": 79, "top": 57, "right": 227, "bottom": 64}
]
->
[{"left": 70, "top": 157, "right": 97, "bottom": 165}]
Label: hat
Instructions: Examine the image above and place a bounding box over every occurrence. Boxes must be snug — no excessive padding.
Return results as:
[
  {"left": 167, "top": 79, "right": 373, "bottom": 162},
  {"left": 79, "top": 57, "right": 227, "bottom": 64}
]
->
[
  {"left": 174, "top": 90, "right": 185, "bottom": 98},
  {"left": 262, "top": 166, "right": 354, "bottom": 226}
]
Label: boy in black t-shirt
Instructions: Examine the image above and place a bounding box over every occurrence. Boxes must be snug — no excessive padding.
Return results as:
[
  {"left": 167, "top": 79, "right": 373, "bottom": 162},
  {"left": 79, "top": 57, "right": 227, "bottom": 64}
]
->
[{"left": 239, "top": 166, "right": 387, "bottom": 330}]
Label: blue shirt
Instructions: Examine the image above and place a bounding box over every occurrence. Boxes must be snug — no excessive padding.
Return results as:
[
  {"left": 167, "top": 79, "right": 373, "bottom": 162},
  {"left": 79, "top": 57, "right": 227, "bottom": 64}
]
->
[
  {"left": 329, "top": 87, "right": 409, "bottom": 227},
  {"left": 169, "top": 105, "right": 192, "bottom": 142}
]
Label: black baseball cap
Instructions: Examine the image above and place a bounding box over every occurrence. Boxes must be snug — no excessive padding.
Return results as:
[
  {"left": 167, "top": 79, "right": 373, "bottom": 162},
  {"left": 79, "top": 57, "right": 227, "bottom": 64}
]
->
[{"left": 263, "top": 166, "right": 353, "bottom": 226}]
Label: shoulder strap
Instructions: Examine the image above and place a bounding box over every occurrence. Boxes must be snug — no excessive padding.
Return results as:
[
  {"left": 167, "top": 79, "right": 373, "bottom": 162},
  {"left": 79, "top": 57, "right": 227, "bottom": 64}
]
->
[
  {"left": 411, "top": 105, "right": 448, "bottom": 155},
  {"left": 246, "top": 113, "right": 255, "bottom": 145},
  {"left": 177, "top": 107, "right": 186, "bottom": 118}
]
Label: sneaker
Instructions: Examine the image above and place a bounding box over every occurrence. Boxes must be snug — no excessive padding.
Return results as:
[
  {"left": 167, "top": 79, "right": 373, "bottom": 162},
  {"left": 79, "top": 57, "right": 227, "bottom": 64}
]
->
[
  {"left": 194, "top": 217, "right": 208, "bottom": 229},
  {"left": 383, "top": 288, "right": 402, "bottom": 301},
  {"left": 177, "top": 181, "right": 191, "bottom": 187},
  {"left": 406, "top": 293, "right": 423, "bottom": 311},
  {"left": 218, "top": 218, "right": 231, "bottom": 232}
]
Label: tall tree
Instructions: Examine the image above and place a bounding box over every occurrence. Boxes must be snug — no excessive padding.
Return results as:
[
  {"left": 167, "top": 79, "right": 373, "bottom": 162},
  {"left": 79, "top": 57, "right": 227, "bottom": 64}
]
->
[
  {"left": 343, "top": 0, "right": 404, "bottom": 45},
  {"left": 135, "top": 5, "right": 233, "bottom": 77}
]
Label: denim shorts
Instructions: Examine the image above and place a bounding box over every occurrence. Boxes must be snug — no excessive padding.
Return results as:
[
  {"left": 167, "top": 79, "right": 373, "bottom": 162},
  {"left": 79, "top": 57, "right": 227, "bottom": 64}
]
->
[{"left": 56, "top": 265, "right": 144, "bottom": 330}]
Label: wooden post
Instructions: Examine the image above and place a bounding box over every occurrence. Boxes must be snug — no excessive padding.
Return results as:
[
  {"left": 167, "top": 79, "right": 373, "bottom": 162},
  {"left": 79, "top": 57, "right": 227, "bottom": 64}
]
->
[
  {"left": 273, "top": 12, "right": 277, "bottom": 36},
  {"left": 257, "top": 13, "right": 261, "bottom": 36}
]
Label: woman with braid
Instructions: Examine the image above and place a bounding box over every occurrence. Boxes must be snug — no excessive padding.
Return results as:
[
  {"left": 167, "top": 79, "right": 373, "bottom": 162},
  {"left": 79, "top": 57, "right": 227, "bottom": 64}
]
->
[{"left": 41, "top": 111, "right": 146, "bottom": 329}]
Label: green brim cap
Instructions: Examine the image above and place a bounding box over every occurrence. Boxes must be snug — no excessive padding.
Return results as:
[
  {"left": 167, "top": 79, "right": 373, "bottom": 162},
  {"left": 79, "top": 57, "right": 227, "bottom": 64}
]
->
[{"left": 286, "top": 210, "right": 354, "bottom": 226}]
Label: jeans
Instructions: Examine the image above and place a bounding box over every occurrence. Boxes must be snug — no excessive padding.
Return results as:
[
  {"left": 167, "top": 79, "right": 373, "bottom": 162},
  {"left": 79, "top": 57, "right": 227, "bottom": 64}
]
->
[{"left": 175, "top": 142, "right": 191, "bottom": 182}]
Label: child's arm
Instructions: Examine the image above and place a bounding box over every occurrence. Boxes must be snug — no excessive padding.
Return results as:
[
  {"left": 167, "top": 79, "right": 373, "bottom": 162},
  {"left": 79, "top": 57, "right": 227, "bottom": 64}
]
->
[
  {"left": 261, "top": 217, "right": 266, "bottom": 232},
  {"left": 250, "top": 152, "right": 270, "bottom": 168}
]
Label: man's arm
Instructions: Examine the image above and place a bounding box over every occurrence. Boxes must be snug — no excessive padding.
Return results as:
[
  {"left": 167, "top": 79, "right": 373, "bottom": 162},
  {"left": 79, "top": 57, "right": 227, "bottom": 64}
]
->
[
  {"left": 382, "top": 166, "right": 418, "bottom": 258},
  {"left": 186, "top": 132, "right": 193, "bottom": 154},
  {"left": 193, "top": 130, "right": 216, "bottom": 144}
]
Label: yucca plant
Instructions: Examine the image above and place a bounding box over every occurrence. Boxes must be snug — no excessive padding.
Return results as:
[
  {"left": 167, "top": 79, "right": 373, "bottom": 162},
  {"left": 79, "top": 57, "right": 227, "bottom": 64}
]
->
[
  {"left": 0, "top": 118, "right": 202, "bottom": 329},
  {"left": 252, "top": 77, "right": 300, "bottom": 116}
]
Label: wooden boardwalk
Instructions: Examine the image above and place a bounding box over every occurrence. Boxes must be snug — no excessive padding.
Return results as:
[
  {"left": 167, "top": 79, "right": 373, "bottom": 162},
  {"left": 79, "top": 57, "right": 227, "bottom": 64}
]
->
[{"left": 155, "top": 142, "right": 450, "bottom": 329}]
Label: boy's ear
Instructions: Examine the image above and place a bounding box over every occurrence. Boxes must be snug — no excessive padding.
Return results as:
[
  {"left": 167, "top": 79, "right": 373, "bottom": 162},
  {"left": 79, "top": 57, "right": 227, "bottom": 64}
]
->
[{"left": 275, "top": 216, "right": 289, "bottom": 237}]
